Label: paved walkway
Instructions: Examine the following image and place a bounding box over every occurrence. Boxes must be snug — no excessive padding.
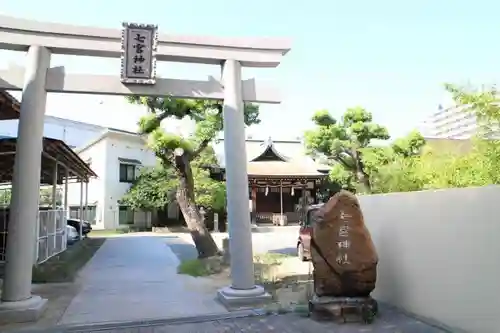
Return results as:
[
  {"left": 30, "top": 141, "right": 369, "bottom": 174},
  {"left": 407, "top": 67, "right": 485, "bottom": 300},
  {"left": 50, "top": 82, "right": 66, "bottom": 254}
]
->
[
  {"left": 43, "top": 310, "right": 449, "bottom": 333},
  {"left": 59, "top": 236, "right": 227, "bottom": 325}
]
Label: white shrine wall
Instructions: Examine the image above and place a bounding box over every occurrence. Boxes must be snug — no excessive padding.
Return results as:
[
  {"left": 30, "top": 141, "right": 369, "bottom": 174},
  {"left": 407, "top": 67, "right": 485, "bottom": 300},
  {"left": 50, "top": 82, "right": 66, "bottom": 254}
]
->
[{"left": 359, "top": 186, "right": 499, "bottom": 333}]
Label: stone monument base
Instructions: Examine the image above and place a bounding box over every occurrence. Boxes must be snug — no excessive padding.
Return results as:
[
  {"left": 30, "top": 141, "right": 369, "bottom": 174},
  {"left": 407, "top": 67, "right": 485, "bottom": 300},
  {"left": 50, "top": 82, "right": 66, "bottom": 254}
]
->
[
  {"left": 0, "top": 295, "right": 48, "bottom": 324},
  {"left": 308, "top": 295, "right": 378, "bottom": 324},
  {"left": 217, "top": 285, "right": 271, "bottom": 308}
]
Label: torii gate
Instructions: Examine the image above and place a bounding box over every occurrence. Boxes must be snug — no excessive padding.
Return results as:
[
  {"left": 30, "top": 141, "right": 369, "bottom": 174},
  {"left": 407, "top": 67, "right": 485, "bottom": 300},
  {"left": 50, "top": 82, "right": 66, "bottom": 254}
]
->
[{"left": 0, "top": 15, "right": 290, "bottom": 322}]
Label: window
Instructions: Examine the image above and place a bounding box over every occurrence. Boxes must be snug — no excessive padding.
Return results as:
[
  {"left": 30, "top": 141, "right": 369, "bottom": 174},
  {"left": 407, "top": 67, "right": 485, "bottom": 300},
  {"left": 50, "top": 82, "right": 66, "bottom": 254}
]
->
[
  {"left": 68, "top": 205, "right": 97, "bottom": 224},
  {"left": 69, "top": 206, "right": 80, "bottom": 219},
  {"left": 119, "top": 206, "right": 135, "bottom": 225},
  {"left": 119, "top": 164, "right": 136, "bottom": 183}
]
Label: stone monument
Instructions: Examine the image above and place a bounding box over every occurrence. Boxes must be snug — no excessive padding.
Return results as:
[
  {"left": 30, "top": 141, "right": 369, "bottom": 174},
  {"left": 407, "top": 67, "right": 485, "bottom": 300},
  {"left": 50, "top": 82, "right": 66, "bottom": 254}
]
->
[{"left": 308, "top": 190, "right": 379, "bottom": 323}]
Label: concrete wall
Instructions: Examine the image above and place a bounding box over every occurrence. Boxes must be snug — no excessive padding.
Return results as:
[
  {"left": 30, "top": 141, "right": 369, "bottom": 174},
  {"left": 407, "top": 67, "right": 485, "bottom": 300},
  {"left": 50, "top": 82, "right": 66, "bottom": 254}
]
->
[{"left": 359, "top": 186, "right": 500, "bottom": 333}]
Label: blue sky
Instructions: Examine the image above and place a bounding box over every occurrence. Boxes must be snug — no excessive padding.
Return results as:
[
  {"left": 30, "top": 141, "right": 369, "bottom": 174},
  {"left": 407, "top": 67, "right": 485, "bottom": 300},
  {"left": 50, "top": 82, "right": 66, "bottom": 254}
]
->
[{"left": 1, "top": 0, "right": 500, "bottom": 140}]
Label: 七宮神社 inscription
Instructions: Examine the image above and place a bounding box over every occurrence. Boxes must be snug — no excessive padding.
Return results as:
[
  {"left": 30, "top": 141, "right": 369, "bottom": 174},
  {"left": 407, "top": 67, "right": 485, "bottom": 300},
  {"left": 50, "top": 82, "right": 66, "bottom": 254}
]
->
[
  {"left": 311, "top": 190, "right": 378, "bottom": 297},
  {"left": 120, "top": 22, "right": 158, "bottom": 85}
]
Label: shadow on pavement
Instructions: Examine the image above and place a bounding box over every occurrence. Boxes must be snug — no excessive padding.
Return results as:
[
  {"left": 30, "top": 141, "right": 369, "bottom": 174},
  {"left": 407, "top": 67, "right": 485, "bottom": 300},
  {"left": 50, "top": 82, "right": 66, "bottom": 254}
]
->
[
  {"left": 162, "top": 235, "right": 198, "bottom": 261},
  {"left": 251, "top": 225, "right": 300, "bottom": 233}
]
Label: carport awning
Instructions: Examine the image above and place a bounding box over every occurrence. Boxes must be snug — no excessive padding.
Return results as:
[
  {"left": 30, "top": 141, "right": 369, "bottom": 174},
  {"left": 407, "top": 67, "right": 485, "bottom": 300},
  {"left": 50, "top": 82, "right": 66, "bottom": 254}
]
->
[{"left": 0, "top": 136, "right": 97, "bottom": 184}]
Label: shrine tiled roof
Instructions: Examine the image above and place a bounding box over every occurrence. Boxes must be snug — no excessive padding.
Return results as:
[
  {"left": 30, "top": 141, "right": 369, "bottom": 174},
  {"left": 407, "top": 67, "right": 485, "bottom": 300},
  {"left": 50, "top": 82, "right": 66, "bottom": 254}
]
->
[
  {"left": 247, "top": 160, "right": 325, "bottom": 177},
  {"left": 215, "top": 137, "right": 328, "bottom": 178}
]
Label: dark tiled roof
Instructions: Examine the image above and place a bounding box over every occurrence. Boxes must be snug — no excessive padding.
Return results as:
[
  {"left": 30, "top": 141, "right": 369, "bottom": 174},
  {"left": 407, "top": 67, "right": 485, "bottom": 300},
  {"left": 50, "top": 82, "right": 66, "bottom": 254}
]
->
[{"left": 0, "top": 91, "right": 20, "bottom": 120}]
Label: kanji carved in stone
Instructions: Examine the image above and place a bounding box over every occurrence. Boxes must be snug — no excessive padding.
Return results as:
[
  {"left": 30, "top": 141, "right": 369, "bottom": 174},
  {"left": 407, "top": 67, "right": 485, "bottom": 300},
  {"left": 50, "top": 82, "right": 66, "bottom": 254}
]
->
[{"left": 310, "top": 190, "right": 378, "bottom": 297}]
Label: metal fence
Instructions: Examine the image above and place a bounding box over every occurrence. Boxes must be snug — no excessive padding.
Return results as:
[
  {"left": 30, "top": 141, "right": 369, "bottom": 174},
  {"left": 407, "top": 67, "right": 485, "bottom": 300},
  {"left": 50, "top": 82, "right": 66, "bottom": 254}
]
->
[
  {"left": 0, "top": 209, "right": 67, "bottom": 264},
  {"left": 0, "top": 187, "right": 9, "bottom": 262},
  {"left": 0, "top": 209, "right": 8, "bottom": 262},
  {"left": 36, "top": 209, "right": 67, "bottom": 264}
]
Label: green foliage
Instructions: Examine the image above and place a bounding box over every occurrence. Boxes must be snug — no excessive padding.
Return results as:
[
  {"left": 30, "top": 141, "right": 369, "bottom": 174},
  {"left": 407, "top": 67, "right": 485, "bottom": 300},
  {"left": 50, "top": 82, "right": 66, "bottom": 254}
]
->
[
  {"left": 372, "top": 140, "right": 500, "bottom": 193},
  {"left": 39, "top": 188, "right": 63, "bottom": 206},
  {"left": 368, "top": 137, "right": 500, "bottom": 194},
  {"left": 192, "top": 166, "right": 226, "bottom": 211},
  {"left": 127, "top": 97, "right": 259, "bottom": 163},
  {"left": 444, "top": 83, "right": 500, "bottom": 123},
  {"left": 328, "top": 164, "right": 356, "bottom": 191},
  {"left": 122, "top": 97, "right": 258, "bottom": 215},
  {"left": 177, "top": 259, "right": 210, "bottom": 277},
  {"left": 307, "top": 83, "right": 500, "bottom": 195},
  {"left": 359, "top": 146, "right": 394, "bottom": 174},
  {"left": 305, "top": 106, "right": 390, "bottom": 193},
  {"left": 391, "top": 130, "right": 426, "bottom": 158},
  {"left": 192, "top": 147, "right": 226, "bottom": 211},
  {"left": 121, "top": 147, "right": 226, "bottom": 212},
  {"left": 120, "top": 166, "right": 177, "bottom": 210},
  {"left": 0, "top": 188, "right": 10, "bottom": 205},
  {"left": 369, "top": 155, "right": 423, "bottom": 193},
  {"left": 0, "top": 188, "right": 62, "bottom": 206}
]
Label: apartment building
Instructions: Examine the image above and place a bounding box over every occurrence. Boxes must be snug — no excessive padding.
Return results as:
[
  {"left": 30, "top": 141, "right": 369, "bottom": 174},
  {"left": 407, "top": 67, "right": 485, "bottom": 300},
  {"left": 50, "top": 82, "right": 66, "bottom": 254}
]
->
[{"left": 421, "top": 103, "right": 480, "bottom": 139}]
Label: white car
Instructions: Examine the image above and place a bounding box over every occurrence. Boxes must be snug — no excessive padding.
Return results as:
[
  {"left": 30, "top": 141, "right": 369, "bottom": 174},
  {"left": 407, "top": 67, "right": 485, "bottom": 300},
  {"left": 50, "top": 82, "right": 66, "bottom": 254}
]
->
[{"left": 66, "top": 225, "right": 80, "bottom": 245}]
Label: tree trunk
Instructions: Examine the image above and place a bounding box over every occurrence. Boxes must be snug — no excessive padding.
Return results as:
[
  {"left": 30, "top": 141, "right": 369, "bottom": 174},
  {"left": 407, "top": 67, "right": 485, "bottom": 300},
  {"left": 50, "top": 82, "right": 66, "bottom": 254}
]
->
[
  {"left": 352, "top": 148, "right": 372, "bottom": 193},
  {"left": 356, "top": 170, "right": 371, "bottom": 193},
  {"left": 174, "top": 154, "right": 220, "bottom": 258}
]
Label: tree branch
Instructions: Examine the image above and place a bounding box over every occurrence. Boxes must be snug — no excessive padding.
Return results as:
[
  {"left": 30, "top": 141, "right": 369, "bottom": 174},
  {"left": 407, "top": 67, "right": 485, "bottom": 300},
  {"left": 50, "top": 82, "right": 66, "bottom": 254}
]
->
[
  {"left": 333, "top": 155, "right": 353, "bottom": 170},
  {"left": 190, "top": 138, "right": 210, "bottom": 161},
  {"left": 189, "top": 106, "right": 223, "bottom": 161}
]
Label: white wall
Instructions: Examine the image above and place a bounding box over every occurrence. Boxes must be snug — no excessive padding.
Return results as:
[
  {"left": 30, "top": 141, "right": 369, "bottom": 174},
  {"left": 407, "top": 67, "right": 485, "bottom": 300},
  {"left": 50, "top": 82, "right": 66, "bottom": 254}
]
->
[
  {"left": 0, "top": 119, "right": 17, "bottom": 137},
  {"left": 66, "top": 138, "right": 107, "bottom": 228},
  {"left": 101, "top": 132, "right": 156, "bottom": 229},
  {"left": 359, "top": 186, "right": 500, "bottom": 333}
]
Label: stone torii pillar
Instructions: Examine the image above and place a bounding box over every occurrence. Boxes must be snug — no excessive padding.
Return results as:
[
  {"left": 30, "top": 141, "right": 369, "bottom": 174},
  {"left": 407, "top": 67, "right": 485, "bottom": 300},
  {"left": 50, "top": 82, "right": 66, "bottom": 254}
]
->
[
  {"left": 0, "top": 15, "right": 291, "bottom": 320},
  {"left": 0, "top": 45, "right": 50, "bottom": 322},
  {"left": 217, "top": 59, "right": 270, "bottom": 305}
]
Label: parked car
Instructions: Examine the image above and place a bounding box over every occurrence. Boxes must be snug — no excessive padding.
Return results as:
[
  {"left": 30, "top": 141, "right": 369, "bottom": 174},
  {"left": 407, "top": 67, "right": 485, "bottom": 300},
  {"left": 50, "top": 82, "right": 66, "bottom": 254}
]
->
[
  {"left": 66, "top": 218, "right": 92, "bottom": 236},
  {"left": 297, "top": 204, "right": 324, "bottom": 261},
  {"left": 66, "top": 225, "right": 80, "bottom": 245}
]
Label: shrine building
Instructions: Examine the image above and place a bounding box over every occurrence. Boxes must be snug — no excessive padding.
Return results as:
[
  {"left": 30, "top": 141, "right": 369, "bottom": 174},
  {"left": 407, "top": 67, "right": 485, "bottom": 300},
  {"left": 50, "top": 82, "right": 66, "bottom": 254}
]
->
[{"left": 211, "top": 137, "right": 328, "bottom": 225}]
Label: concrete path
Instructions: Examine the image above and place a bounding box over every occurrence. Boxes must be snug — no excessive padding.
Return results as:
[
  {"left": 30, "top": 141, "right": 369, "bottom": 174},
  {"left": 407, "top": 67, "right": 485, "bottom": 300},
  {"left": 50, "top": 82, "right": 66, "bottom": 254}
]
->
[
  {"left": 59, "top": 236, "right": 227, "bottom": 325},
  {"left": 45, "top": 309, "right": 449, "bottom": 333}
]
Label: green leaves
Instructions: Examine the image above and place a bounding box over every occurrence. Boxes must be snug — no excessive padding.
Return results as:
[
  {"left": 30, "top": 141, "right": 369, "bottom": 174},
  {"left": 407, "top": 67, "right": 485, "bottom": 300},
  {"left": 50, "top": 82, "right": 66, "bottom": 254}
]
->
[
  {"left": 128, "top": 96, "right": 260, "bottom": 162},
  {"left": 192, "top": 166, "right": 226, "bottom": 211},
  {"left": 391, "top": 130, "right": 426, "bottom": 158},
  {"left": 122, "top": 95, "right": 254, "bottom": 212},
  {"left": 311, "top": 109, "right": 336, "bottom": 126},
  {"left": 146, "top": 130, "right": 194, "bottom": 157},
  {"left": 120, "top": 166, "right": 178, "bottom": 210},
  {"left": 306, "top": 83, "right": 500, "bottom": 195},
  {"left": 444, "top": 83, "right": 500, "bottom": 134},
  {"left": 305, "top": 107, "right": 390, "bottom": 192},
  {"left": 369, "top": 137, "right": 500, "bottom": 194},
  {"left": 120, "top": 148, "right": 227, "bottom": 211}
]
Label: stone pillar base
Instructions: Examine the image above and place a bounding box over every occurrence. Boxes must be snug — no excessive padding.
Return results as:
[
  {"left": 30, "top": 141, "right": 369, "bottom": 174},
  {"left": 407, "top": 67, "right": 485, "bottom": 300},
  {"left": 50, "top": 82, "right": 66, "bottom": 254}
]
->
[
  {"left": 0, "top": 295, "right": 47, "bottom": 324},
  {"left": 217, "top": 285, "right": 271, "bottom": 307}
]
